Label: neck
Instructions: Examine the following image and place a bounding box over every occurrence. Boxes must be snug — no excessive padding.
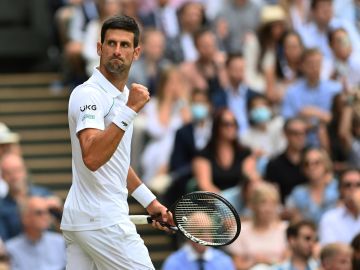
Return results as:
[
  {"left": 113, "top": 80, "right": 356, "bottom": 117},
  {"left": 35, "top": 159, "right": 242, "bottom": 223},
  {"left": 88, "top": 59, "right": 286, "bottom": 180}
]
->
[
  {"left": 291, "top": 254, "right": 310, "bottom": 270},
  {"left": 286, "top": 147, "right": 302, "bottom": 164},
  {"left": 306, "top": 77, "right": 319, "bottom": 87},
  {"left": 26, "top": 229, "right": 42, "bottom": 242},
  {"left": 230, "top": 81, "right": 241, "bottom": 90},
  {"left": 99, "top": 66, "right": 127, "bottom": 92},
  {"left": 254, "top": 218, "right": 273, "bottom": 230}
]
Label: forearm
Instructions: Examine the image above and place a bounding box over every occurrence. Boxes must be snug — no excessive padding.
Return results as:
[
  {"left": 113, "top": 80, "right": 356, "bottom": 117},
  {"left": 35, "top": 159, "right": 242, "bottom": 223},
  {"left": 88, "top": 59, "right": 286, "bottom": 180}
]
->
[{"left": 127, "top": 166, "right": 143, "bottom": 194}]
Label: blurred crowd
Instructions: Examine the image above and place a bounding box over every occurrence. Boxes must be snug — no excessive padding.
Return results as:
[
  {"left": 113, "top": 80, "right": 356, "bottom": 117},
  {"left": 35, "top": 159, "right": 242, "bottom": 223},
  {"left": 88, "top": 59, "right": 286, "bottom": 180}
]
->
[{"left": 2, "top": 0, "right": 360, "bottom": 269}]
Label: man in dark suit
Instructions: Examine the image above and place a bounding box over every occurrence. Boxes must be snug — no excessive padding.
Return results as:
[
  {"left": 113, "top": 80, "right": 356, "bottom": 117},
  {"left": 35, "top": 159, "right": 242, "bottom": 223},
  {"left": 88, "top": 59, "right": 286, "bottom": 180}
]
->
[{"left": 164, "top": 89, "right": 212, "bottom": 205}]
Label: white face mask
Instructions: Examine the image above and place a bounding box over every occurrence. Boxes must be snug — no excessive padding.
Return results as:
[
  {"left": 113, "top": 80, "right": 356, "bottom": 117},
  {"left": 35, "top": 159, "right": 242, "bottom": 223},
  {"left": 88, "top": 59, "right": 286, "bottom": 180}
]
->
[{"left": 191, "top": 103, "right": 209, "bottom": 121}]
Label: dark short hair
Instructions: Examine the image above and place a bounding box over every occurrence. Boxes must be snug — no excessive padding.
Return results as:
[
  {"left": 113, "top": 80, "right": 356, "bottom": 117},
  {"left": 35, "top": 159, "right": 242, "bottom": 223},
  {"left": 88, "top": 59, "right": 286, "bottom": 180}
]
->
[
  {"left": 283, "top": 117, "right": 306, "bottom": 132},
  {"left": 339, "top": 167, "right": 360, "bottom": 186},
  {"left": 302, "top": 48, "right": 322, "bottom": 62},
  {"left": 286, "top": 220, "right": 317, "bottom": 239},
  {"left": 225, "top": 52, "right": 244, "bottom": 67},
  {"left": 101, "top": 15, "right": 140, "bottom": 47},
  {"left": 311, "top": 0, "right": 332, "bottom": 10}
]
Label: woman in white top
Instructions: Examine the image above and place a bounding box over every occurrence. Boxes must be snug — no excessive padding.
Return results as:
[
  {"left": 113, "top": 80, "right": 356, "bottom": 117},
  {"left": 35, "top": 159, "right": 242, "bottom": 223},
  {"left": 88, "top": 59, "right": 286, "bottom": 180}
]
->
[{"left": 141, "top": 66, "right": 192, "bottom": 183}]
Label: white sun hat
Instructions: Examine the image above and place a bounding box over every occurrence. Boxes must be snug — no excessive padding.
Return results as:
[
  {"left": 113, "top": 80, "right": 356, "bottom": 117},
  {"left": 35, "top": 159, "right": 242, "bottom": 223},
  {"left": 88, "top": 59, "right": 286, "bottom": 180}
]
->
[{"left": 0, "top": 123, "right": 20, "bottom": 144}]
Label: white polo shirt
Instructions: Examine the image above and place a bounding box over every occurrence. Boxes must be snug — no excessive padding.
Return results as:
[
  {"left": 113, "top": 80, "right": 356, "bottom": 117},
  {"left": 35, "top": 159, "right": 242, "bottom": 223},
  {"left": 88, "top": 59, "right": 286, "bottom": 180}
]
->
[{"left": 61, "top": 68, "right": 134, "bottom": 231}]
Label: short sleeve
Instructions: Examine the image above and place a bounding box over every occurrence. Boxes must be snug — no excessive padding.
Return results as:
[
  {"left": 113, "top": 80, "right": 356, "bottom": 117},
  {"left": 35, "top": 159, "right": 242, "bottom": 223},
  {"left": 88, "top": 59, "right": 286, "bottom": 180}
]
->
[{"left": 69, "top": 86, "right": 106, "bottom": 134}]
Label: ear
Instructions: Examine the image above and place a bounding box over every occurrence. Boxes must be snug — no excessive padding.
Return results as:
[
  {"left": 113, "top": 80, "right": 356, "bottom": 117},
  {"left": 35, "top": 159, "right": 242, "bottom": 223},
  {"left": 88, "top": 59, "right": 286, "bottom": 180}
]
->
[
  {"left": 133, "top": 46, "right": 141, "bottom": 60},
  {"left": 97, "top": 41, "right": 102, "bottom": 57}
]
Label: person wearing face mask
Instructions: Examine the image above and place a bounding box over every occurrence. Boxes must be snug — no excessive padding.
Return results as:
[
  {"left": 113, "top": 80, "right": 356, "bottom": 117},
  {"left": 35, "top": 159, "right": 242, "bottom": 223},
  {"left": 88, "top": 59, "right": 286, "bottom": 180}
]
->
[
  {"left": 164, "top": 89, "right": 212, "bottom": 206},
  {"left": 241, "top": 94, "right": 286, "bottom": 175}
]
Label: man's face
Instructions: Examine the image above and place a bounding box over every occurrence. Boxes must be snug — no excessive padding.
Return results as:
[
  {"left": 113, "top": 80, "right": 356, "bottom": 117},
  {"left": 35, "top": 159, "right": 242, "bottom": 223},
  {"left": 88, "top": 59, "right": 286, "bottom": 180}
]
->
[
  {"left": 302, "top": 53, "right": 322, "bottom": 82},
  {"left": 291, "top": 226, "right": 317, "bottom": 259},
  {"left": 313, "top": 1, "right": 333, "bottom": 27},
  {"left": 285, "top": 120, "right": 307, "bottom": 151},
  {"left": 0, "top": 155, "right": 27, "bottom": 193},
  {"left": 325, "top": 252, "right": 352, "bottom": 270},
  {"left": 340, "top": 171, "right": 360, "bottom": 205},
  {"left": 196, "top": 32, "right": 217, "bottom": 61},
  {"left": 227, "top": 58, "right": 245, "bottom": 85},
  {"left": 97, "top": 29, "right": 140, "bottom": 74}
]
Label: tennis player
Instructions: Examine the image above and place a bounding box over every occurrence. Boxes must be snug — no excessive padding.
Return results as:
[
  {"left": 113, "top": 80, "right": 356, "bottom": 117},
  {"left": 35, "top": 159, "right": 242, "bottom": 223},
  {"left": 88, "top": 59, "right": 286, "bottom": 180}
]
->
[{"left": 60, "top": 15, "right": 173, "bottom": 270}]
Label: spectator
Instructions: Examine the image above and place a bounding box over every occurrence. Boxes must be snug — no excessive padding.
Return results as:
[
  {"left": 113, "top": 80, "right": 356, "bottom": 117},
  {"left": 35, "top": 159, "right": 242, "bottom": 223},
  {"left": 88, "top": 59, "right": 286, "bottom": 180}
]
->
[
  {"left": 351, "top": 233, "right": 360, "bottom": 270},
  {"left": 0, "top": 123, "right": 21, "bottom": 199},
  {"left": 82, "top": 0, "right": 122, "bottom": 77},
  {"left": 281, "top": 48, "right": 342, "bottom": 146},
  {"left": 0, "top": 154, "right": 58, "bottom": 240},
  {"left": 215, "top": 0, "right": 261, "bottom": 54},
  {"left": 215, "top": 53, "right": 260, "bottom": 136},
  {"left": 265, "top": 117, "right": 308, "bottom": 204},
  {"left": 5, "top": 196, "right": 66, "bottom": 270},
  {"left": 226, "top": 182, "right": 288, "bottom": 269},
  {"left": 165, "top": 89, "right": 212, "bottom": 205},
  {"left": 338, "top": 93, "right": 360, "bottom": 170},
  {"left": 165, "top": 1, "right": 207, "bottom": 63},
  {"left": 241, "top": 94, "right": 286, "bottom": 174},
  {"left": 297, "top": 0, "right": 360, "bottom": 64},
  {"left": 319, "top": 168, "right": 360, "bottom": 245},
  {"left": 192, "top": 108, "right": 259, "bottom": 193},
  {"left": 271, "top": 30, "right": 304, "bottom": 105},
  {"left": 179, "top": 27, "right": 227, "bottom": 105},
  {"left": 320, "top": 243, "right": 353, "bottom": 270},
  {"left": 140, "top": 66, "right": 192, "bottom": 183},
  {"left": 127, "top": 28, "right": 171, "bottom": 96},
  {"left": 328, "top": 28, "right": 360, "bottom": 92},
  {"left": 279, "top": 0, "right": 311, "bottom": 31},
  {"left": 140, "top": 0, "right": 179, "bottom": 39},
  {"left": 244, "top": 4, "right": 287, "bottom": 94},
  {"left": 285, "top": 147, "right": 338, "bottom": 224},
  {"left": 162, "top": 212, "right": 235, "bottom": 270},
  {"left": 272, "top": 220, "right": 319, "bottom": 270}
]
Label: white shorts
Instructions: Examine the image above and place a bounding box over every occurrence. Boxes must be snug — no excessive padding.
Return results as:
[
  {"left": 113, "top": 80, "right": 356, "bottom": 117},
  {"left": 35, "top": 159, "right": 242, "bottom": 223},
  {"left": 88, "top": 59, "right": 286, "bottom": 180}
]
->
[{"left": 62, "top": 223, "right": 155, "bottom": 270}]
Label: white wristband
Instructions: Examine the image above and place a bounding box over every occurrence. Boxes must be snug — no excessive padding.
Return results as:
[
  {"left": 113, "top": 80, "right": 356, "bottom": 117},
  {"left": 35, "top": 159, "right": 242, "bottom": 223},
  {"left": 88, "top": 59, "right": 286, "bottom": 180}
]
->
[
  {"left": 112, "top": 105, "right": 137, "bottom": 131},
  {"left": 131, "top": 184, "right": 156, "bottom": 208}
]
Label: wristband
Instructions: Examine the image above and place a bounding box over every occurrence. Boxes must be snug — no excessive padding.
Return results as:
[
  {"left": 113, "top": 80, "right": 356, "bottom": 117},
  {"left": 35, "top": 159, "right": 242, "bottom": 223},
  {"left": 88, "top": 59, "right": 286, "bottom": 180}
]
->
[
  {"left": 112, "top": 105, "right": 137, "bottom": 131},
  {"left": 131, "top": 183, "right": 156, "bottom": 208}
]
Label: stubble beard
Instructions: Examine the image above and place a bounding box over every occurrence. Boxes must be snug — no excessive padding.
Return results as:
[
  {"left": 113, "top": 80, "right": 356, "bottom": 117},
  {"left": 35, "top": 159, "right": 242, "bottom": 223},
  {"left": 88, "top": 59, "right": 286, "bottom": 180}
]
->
[{"left": 105, "top": 59, "right": 128, "bottom": 74}]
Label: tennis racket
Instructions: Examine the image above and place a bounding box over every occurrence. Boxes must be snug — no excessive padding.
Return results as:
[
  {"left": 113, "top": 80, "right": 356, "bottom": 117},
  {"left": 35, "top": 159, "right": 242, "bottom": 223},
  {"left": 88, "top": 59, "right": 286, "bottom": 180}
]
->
[{"left": 130, "top": 191, "right": 241, "bottom": 246}]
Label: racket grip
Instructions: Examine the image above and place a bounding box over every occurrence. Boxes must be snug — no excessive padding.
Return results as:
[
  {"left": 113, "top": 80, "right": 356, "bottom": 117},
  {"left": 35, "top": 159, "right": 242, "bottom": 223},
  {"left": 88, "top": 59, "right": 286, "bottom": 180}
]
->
[{"left": 129, "top": 215, "right": 178, "bottom": 231}]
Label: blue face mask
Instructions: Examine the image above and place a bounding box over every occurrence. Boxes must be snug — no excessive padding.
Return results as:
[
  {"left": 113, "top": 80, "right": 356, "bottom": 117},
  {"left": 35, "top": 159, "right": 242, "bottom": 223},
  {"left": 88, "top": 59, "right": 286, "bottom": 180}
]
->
[
  {"left": 250, "top": 106, "right": 272, "bottom": 124},
  {"left": 191, "top": 103, "right": 209, "bottom": 121}
]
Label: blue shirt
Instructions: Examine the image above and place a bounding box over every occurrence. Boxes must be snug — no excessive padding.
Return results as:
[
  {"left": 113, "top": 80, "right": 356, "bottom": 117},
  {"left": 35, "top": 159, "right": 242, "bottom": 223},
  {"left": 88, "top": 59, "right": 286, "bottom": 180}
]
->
[
  {"left": 272, "top": 258, "right": 319, "bottom": 270},
  {"left": 285, "top": 179, "right": 339, "bottom": 224},
  {"left": 281, "top": 79, "right": 341, "bottom": 145},
  {"left": 5, "top": 232, "right": 66, "bottom": 270},
  {"left": 162, "top": 244, "right": 235, "bottom": 270}
]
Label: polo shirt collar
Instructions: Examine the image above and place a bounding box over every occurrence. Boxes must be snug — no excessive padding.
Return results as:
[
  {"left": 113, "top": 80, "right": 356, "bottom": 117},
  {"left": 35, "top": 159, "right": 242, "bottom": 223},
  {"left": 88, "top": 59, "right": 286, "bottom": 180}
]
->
[
  {"left": 183, "top": 243, "right": 213, "bottom": 262},
  {"left": 91, "top": 67, "right": 126, "bottom": 98}
]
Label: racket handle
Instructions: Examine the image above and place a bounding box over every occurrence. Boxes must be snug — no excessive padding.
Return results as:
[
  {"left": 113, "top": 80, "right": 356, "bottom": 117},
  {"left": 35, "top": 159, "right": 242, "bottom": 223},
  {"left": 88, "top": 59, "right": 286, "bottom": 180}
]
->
[{"left": 129, "top": 215, "right": 178, "bottom": 231}]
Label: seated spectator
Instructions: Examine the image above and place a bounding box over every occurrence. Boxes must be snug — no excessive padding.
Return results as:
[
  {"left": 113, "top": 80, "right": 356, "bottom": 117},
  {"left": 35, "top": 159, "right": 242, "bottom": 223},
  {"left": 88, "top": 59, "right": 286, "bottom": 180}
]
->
[
  {"left": 216, "top": 53, "right": 260, "bottom": 136},
  {"left": 281, "top": 48, "right": 342, "bottom": 147},
  {"left": 351, "top": 233, "right": 360, "bottom": 270},
  {"left": 127, "top": 28, "right": 171, "bottom": 96},
  {"left": 192, "top": 108, "right": 259, "bottom": 193},
  {"left": 165, "top": 1, "right": 207, "bottom": 63},
  {"left": 319, "top": 168, "right": 360, "bottom": 245},
  {"left": 139, "top": 0, "right": 179, "bottom": 39},
  {"left": 215, "top": 0, "right": 261, "bottom": 54},
  {"left": 338, "top": 90, "right": 360, "bottom": 170},
  {"left": 0, "top": 154, "right": 60, "bottom": 240},
  {"left": 226, "top": 182, "right": 288, "bottom": 269},
  {"left": 0, "top": 0, "right": 52, "bottom": 72},
  {"left": 140, "top": 66, "right": 192, "bottom": 183},
  {"left": 270, "top": 30, "right": 304, "bottom": 105},
  {"left": 241, "top": 94, "right": 286, "bottom": 174},
  {"left": 0, "top": 123, "right": 21, "bottom": 199},
  {"left": 5, "top": 196, "right": 66, "bottom": 270},
  {"left": 179, "top": 27, "right": 227, "bottom": 105},
  {"left": 272, "top": 220, "right": 319, "bottom": 270},
  {"left": 243, "top": 4, "right": 287, "bottom": 93},
  {"left": 297, "top": 0, "right": 360, "bottom": 66},
  {"left": 82, "top": 0, "right": 122, "bottom": 77},
  {"left": 329, "top": 28, "right": 360, "bottom": 92},
  {"left": 320, "top": 243, "right": 353, "bottom": 270},
  {"left": 164, "top": 89, "right": 212, "bottom": 205},
  {"left": 285, "top": 147, "right": 338, "bottom": 224},
  {"left": 162, "top": 212, "right": 236, "bottom": 270},
  {"left": 265, "top": 117, "right": 308, "bottom": 204}
]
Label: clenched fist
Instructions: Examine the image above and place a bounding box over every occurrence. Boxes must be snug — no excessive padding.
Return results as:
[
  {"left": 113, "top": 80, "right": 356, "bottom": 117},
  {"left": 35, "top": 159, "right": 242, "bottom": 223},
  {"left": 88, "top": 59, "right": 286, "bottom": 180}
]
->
[{"left": 127, "top": 83, "right": 150, "bottom": 112}]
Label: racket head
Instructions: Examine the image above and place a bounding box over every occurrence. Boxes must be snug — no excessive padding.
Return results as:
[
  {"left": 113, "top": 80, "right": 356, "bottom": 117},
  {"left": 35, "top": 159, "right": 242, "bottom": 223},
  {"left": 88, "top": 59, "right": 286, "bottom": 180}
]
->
[{"left": 172, "top": 191, "right": 241, "bottom": 246}]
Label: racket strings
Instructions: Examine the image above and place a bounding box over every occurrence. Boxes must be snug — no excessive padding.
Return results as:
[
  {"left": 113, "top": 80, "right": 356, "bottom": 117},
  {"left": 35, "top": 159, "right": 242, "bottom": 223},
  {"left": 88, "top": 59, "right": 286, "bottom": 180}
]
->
[{"left": 174, "top": 193, "right": 239, "bottom": 245}]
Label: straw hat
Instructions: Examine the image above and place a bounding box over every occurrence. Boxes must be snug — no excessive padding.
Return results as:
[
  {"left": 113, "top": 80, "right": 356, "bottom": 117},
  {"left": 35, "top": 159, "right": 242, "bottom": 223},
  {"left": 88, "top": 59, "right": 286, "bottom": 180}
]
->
[
  {"left": 260, "top": 5, "right": 287, "bottom": 25},
  {"left": 0, "top": 123, "right": 20, "bottom": 144}
]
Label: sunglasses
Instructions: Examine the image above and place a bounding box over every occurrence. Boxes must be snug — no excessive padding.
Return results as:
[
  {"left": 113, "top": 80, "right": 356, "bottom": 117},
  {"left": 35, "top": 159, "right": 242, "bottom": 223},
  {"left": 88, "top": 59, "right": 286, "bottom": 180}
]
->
[
  {"left": 32, "top": 209, "right": 50, "bottom": 216},
  {"left": 287, "top": 129, "right": 306, "bottom": 136},
  {"left": 220, "top": 120, "right": 237, "bottom": 128},
  {"left": 304, "top": 159, "right": 322, "bottom": 167},
  {"left": 342, "top": 181, "right": 360, "bottom": 189}
]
